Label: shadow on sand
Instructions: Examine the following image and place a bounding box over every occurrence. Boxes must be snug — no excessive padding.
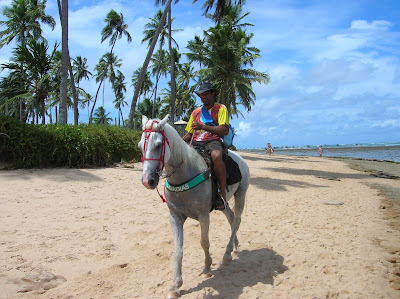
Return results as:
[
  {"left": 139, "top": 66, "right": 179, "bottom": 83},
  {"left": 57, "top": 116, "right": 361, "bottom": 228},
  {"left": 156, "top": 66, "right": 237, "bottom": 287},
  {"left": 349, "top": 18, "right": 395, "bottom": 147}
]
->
[
  {"left": 250, "top": 175, "right": 327, "bottom": 191},
  {"left": 181, "top": 247, "right": 288, "bottom": 298},
  {"left": 239, "top": 153, "right": 309, "bottom": 163}
]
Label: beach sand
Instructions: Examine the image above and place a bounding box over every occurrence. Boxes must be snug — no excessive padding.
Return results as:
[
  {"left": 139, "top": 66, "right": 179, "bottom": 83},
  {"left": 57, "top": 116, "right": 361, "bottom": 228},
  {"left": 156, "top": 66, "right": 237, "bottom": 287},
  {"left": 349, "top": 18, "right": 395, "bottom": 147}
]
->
[{"left": 0, "top": 152, "right": 399, "bottom": 298}]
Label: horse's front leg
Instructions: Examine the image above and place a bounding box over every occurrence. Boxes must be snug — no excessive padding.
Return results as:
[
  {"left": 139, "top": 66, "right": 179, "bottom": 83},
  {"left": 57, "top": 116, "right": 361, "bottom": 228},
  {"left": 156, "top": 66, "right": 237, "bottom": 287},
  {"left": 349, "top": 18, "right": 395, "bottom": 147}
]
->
[
  {"left": 168, "top": 212, "right": 186, "bottom": 299},
  {"left": 199, "top": 214, "right": 212, "bottom": 277}
]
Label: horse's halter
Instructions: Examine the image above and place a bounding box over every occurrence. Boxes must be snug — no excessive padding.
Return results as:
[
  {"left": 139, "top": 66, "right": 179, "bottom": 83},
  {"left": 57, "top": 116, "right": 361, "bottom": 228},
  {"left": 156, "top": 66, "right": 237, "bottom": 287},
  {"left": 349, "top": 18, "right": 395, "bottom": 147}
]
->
[{"left": 141, "top": 120, "right": 170, "bottom": 176}]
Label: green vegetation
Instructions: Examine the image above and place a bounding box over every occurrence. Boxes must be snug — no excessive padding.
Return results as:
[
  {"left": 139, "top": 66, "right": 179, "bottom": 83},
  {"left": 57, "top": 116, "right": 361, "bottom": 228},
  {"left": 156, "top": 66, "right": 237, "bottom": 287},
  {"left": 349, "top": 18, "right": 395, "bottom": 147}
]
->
[
  {"left": 0, "top": 1, "right": 268, "bottom": 153},
  {"left": 0, "top": 116, "right": 142, "bottom": 169}
]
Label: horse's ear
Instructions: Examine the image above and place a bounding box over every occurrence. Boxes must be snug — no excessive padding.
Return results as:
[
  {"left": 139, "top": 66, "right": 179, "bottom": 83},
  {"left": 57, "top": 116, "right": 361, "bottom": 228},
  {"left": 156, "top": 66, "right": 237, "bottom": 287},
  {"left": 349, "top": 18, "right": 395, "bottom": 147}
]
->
[
  {"left": 141, "top": 115, "right": 148, "bottom": 129},
  {"left": 159, "top": 114, "right": 170, "bottom": 129}
]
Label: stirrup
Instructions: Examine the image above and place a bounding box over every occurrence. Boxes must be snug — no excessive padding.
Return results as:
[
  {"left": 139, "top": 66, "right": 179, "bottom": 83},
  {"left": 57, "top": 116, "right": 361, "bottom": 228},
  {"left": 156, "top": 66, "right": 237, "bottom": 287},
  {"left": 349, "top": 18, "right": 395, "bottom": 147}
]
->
[{"left": 217, "top": 188, "right": 228, "bottom": 210}]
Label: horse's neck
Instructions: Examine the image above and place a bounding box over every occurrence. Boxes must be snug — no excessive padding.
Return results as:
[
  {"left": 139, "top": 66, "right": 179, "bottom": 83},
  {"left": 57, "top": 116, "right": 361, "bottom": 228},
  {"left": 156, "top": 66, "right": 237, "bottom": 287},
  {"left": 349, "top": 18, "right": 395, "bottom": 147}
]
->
[{"left": 164, "top": 127, "right": 206, "bottom": 184}]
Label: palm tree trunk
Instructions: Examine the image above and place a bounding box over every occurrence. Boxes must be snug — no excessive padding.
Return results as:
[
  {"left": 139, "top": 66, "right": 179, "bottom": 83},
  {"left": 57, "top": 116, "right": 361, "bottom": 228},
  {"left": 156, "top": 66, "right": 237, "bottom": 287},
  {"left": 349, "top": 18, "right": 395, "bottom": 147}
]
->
[
  {"left": 152, "top": 77, "right": 159, "bottom": 118},
  {"left": 120, "top": 108, "right": 124, "bottom": 126},
  {"left": 128, "top": 0, "right": 172, "bottom": 128},
  {"left": 168, "top": 5, "right": 176, "bottom": 124},
  {"left": 89, "top": 80, "right": 103, "bottom": 124},
  {"left": 102, "top": 83, "right": 105, "bottom": 108},
  {"left": 58, "top": 0, "right": 68, "bottom": 124},
  {"left": 69, "top": 62, "right": 79, "bottom": 125},
  {"left": 152, "top": 43, "right": 162, "bottom": 119},
  {"left": 41, "top": 99, "right": 46, "bottom": 124},
  {"left": 57, "top": 0, "right": 79, "bottom": 125}
]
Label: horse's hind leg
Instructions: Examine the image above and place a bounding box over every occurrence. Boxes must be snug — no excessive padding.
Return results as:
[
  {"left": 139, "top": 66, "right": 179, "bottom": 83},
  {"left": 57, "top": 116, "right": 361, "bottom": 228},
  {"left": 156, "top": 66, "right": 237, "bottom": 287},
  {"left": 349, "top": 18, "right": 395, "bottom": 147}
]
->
[
  {"left": 222, "top": 205, "right": 239, "bottom": 252},
  {"left": 222, "top": 192, "right": 245, "bottom": 263},
  {"left": 199, "top": 214, "right": 212, "bottom": 277}
]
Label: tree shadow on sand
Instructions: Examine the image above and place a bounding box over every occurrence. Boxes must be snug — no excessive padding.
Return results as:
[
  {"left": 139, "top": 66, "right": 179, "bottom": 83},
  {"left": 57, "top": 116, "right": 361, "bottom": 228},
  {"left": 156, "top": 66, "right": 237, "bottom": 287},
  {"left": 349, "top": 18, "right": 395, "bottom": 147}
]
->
[
  {"left": 239, "top": 153, "right": 304, "bottom": 163},
  {"left": 181, "top": 247, "right": 288, "bottom": 298},
  {"left": 266, "top": 167, "right": 370, "bottom": 180},
  {"left": 250, "top": 176, "right": 327, "bottom": 191}
]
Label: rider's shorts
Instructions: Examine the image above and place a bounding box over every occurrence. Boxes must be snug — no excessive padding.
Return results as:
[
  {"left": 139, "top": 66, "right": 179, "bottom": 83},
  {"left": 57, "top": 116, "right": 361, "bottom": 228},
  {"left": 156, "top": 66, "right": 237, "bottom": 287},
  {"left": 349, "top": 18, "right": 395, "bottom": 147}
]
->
[{"left": 193, "top": 140, "right": 227, "bottom": 159}]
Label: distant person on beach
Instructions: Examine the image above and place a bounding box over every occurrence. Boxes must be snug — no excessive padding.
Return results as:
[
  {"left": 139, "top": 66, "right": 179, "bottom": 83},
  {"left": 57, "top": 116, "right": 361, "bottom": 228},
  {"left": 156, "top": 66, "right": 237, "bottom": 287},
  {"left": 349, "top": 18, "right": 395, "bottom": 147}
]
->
[
  {"left": 266, "top": 143, "right": 274, "bottom": 155},
  {"left": 318, "top": 146, "right": 323, "bottom": 157}
]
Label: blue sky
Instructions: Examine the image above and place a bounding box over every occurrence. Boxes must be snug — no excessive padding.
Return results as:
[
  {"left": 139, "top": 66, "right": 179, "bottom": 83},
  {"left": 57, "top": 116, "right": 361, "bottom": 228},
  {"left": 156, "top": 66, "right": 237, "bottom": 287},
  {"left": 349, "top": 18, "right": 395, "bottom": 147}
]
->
[{"left": 1, "top": 0, "right": 399, "bottom": 149}]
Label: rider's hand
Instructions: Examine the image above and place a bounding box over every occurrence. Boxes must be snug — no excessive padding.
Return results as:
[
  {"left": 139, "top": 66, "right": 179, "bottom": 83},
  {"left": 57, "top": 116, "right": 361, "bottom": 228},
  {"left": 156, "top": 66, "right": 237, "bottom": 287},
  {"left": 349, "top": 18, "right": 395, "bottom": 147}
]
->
[{"left": 191, "top": 121, "right": 203, "bottom": 131}]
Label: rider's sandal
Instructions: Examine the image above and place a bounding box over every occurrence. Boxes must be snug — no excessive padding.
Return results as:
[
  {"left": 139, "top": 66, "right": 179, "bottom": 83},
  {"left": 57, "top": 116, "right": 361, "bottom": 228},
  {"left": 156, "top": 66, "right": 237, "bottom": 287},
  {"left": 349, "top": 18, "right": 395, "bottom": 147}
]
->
[{"left": 215, "top": 195, "right": 227, "bottom": 211}]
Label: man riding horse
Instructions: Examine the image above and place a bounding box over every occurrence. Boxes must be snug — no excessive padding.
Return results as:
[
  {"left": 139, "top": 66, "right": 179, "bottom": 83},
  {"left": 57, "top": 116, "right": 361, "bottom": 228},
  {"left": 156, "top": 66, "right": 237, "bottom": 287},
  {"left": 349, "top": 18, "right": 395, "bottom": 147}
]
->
[{"left": 183, "top": 82, "right": 229, "bottom": 210}]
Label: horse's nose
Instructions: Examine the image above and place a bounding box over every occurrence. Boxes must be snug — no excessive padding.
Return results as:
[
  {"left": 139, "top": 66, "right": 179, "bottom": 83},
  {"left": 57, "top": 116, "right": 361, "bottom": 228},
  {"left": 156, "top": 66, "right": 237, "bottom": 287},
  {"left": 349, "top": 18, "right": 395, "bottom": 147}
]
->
[{"left": 142, "top": 175, "right": 156, "bottom": 189}]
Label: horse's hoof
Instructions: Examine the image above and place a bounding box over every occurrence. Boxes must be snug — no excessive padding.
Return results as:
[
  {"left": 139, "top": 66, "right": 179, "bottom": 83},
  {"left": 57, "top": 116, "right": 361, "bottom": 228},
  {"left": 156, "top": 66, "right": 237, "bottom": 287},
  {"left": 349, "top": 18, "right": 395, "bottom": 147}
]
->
[
  {"left": 222, "top": 256, "right": 232, "bottom": 265},
  {"left": 167, "top": 290, "right": 180, "bottom": 299},
  {"left": 200, "top": 272, "right": 212, "bottom": 278}
]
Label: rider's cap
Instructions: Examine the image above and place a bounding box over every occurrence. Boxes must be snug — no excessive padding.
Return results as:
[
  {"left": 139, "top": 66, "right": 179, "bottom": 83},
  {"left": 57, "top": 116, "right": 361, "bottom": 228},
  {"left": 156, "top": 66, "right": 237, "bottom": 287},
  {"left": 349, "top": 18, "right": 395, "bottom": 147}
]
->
[{"left": 195, "top": 82, "right": 218, "bottom": 96}]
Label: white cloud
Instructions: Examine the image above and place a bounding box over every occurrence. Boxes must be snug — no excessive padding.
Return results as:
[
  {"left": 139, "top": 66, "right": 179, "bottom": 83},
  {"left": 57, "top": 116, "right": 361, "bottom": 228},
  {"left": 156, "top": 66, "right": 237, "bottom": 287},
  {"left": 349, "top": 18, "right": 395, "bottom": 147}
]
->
[
  {"left": 372, "top": 119, "right": 400, "bottom": 128},
  {"left": 351, "top": 20, "right": 392, "bottom": 30},
  {"left": 236, "top": 121, "right": 252, "bottom": 137}
]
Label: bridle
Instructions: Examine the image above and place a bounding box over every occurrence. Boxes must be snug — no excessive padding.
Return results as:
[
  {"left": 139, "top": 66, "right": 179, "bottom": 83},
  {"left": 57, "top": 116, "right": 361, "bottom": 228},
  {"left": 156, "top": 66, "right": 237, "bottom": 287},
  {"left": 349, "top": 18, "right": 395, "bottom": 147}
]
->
[
  {"left": 141, "top": 120, "right": 170, "bottom": 176},
  {"left": 141, "top": 119, "right": 184, "bottom": 203}
]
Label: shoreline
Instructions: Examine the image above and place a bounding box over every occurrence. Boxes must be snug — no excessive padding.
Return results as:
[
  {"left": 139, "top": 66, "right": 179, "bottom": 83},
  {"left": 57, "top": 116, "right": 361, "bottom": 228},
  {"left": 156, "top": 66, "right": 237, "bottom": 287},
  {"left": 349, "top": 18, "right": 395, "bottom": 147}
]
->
[
  {"left": 0, "top": 153, "right": 399, "bottom": 298},
  {"left": 329, "top": 156, "right": 400, "bottom": 291}
]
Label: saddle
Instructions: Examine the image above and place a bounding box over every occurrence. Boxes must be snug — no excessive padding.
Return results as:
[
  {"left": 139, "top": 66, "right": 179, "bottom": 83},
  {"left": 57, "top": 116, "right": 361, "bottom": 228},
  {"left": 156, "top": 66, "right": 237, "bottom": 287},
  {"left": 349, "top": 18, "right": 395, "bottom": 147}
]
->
[{"left": 192, "top": 144, "right": 242, "bottom": 211}]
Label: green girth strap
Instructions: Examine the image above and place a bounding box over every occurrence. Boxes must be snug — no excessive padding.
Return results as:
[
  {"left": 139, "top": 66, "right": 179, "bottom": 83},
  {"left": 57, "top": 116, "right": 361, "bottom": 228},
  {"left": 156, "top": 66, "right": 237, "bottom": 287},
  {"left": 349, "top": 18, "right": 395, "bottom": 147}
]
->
[{"left": 165, "top": 170, "right": 210, "bottom": 192}]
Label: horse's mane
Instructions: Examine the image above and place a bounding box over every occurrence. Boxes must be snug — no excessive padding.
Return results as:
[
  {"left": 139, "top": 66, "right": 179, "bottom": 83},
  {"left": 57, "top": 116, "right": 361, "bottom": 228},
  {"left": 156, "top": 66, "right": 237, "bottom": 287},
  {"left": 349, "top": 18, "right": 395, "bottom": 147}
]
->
[{"left": 163, "top": 123, "right": 207, "bottom": 172}]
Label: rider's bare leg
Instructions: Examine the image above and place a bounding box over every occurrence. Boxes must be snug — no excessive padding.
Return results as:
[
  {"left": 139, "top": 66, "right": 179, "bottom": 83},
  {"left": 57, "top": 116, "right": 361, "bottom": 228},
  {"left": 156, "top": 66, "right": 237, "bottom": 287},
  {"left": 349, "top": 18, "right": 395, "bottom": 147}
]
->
[{"left": 211, "top": 149, "right": 227, "bottom": 208}]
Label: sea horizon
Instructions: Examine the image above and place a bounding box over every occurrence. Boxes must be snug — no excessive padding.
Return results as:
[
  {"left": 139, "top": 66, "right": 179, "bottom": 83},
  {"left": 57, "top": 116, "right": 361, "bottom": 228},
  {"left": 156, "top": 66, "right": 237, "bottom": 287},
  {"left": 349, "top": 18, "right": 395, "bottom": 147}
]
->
[{"left": 238, "top": 142, "right": 400, "bottom": 162}]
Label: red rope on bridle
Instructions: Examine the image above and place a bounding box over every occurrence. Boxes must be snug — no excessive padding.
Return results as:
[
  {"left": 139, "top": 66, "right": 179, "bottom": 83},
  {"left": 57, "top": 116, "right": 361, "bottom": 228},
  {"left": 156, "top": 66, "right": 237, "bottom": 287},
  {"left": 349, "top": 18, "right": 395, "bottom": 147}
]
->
[
  {"left": 141, "top": 119, "right": 170, "bottom": 203},
  {"left": 141, "top": 120, "right": 170, "bottom": 175}
]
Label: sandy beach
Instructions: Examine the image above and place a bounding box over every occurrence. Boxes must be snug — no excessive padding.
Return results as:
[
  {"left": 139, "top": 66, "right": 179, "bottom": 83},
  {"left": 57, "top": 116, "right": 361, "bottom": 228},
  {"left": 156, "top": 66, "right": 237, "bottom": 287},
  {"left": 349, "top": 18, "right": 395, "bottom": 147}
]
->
[{"left": 0, "top": 152, "right": 399, "bottom": 298}]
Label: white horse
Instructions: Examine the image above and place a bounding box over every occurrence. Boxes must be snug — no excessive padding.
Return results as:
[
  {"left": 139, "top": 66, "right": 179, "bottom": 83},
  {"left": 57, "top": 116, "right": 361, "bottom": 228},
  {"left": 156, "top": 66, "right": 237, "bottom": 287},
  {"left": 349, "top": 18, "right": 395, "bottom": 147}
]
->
[{"left": 138, "top": 115, "right": 250, "bottom": 298}]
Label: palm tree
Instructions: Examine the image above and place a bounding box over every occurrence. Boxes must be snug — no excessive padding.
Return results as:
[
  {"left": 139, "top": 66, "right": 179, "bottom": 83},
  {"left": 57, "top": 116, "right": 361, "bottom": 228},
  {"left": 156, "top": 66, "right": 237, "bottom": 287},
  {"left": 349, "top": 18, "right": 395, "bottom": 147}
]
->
[
  {"left": 131, "top": 67, "right": 153, "bottom": 128},
  {"left": 186, "top": 4, "right": 269, "bottom": 117},
  {"left": 127, "top": 0, "right": 245, "bottom": 127},
  {"left": 160, "top": 80, "right": 196, "bottom": 121},
  {"left": 0, "top": 0, "right": 55, "bottom": 48},
  {"left": 186, "top": 35, "right": 206, "bottom": 69},
  {"left": 93, "top": 106, "right": 112, "bottom": 125},
  {"left": 142, "top": 8, "right": 181, "bottom": 119},
  {"left": 0, "top": 65, "right": 28, "bottom": 119},
  {"left": 112, "top": 70, "right": 127, "bottom": 126},
  {"left": 58, "top": 0, "right": 68, "bottom": 124},
  {"left": 177, "top": 62, "right": 195, "bottom": 88},
  {"left": 193, "top": 0, "right": 246, "bottom": 23},
  {"left": 149, "top": 49, "right": 169, "bottom": 117},
  {"left": 90, "top": 52, "right": 122, "bottom": 124},
  {"left": 2, "top": 39, "right": 58, "bottom": 124},
  {"left": 127, "top": 0, "right": 173, "bottom": 128},
  {"left": 134, "top": 96, "right": 161, "bottom": 128},
  {"left": 101, "top": 9, "right": 132, "bottom": 54},
  {"left": 0, "top": 0, "right": 56, "bottom": 122},
  {"left": 72, "top": 56, "right": 92, "bottom": 87},
  {"left": 72, "top": 56, "right": 92, "bottom": 120},
  {"left": 131, "top": 67, "right": 153, "bottom": 104},
  {"left": 55, "top": 0, "right": 80, "bottom": 125},
  {"left": 79, "top": 90, "right": 93, "bottom": 120}
]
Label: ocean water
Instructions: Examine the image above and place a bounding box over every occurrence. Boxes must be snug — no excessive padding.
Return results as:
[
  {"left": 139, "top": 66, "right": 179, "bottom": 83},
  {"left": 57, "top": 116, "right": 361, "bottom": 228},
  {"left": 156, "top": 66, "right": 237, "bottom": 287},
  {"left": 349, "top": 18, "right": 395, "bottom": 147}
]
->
[{"left": 241, "top": 142, "right": 400, "bottom": 163}]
